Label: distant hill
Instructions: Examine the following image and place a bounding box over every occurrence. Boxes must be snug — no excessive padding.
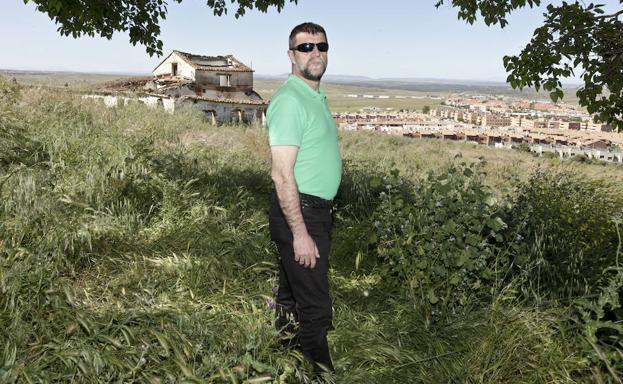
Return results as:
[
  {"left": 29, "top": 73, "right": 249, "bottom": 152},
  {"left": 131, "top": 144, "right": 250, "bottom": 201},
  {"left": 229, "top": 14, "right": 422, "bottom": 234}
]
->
[
  {"left": 2, "top": 69, "right": 581, "bottom": 103},
  {"left": 256, "top": 73, "right": 580, "bottom": 97}
]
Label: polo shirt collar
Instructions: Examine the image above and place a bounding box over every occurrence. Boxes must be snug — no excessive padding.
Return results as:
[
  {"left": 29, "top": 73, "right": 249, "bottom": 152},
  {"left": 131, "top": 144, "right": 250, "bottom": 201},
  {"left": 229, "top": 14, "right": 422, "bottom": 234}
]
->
[{"left": 288, "top": 74, "right": 326, "bottom": 100}]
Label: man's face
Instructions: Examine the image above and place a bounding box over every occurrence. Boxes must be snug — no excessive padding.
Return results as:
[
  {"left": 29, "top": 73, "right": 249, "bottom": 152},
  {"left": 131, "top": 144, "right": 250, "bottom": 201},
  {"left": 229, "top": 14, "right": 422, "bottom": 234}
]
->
[{"left": 288, "top": 32, "right": 328, "bottom": 82}]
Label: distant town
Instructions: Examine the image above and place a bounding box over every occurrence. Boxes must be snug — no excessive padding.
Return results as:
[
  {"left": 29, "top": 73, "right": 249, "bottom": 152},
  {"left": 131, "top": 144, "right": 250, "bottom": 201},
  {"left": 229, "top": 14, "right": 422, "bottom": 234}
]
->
[
  {"left": 4, "top": 64, "right": 621, "bottom": 164},
  {"left": 334, "top": 93, "right": 623, "bottom": 164}
]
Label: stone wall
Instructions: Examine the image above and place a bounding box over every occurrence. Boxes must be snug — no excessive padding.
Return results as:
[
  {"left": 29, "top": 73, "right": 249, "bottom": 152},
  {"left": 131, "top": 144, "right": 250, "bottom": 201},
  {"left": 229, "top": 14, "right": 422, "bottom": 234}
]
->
[
  {"left": 179, "top": 98, "right": 265, "bottom": 125},
  {"left": 82, "top": 94, "right": 266, "bottom": 125},
  {"left": 194, "top": 70, "right": 253, "bottom": 91}
]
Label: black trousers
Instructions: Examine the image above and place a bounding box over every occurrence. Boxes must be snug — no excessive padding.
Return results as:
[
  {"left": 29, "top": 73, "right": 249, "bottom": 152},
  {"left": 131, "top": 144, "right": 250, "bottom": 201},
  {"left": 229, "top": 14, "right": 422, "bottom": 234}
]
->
[{"left": 268, "top": 192, "right": 334, "bottom": 372}]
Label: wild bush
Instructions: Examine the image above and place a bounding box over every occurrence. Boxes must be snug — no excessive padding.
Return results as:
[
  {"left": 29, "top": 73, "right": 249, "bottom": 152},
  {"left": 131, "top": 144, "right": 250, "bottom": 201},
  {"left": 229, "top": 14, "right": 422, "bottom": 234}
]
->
[
  {"left": 507, "top": 168, "right": 623, "bottom": 298},
  {"left": 329, "top": 160, "right": 393, "bottom": 275},
  {"left": 369, "top": 161, "right": 508, "bottom": 318},
  {"left": 574, "top": 265, "right": 623, "bottom": 381},
  {"left": 0, "top": 79, "right": 47, "bottom": 169},
  {"left": 334, "top": 159, "right": 387, "bottom": 219},
  {"left": 0, "top": 76, "right": 19, "bottom": 106},
  {"left": 512, "top": 143, "right": 531, "bottom": 153}
]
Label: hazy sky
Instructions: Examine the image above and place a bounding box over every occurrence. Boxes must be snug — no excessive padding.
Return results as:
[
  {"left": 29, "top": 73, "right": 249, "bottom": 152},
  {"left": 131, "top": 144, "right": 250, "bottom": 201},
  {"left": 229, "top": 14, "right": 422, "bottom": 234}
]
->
[{"left": 1, "top": 1, "right": 620, "bottom": 81}]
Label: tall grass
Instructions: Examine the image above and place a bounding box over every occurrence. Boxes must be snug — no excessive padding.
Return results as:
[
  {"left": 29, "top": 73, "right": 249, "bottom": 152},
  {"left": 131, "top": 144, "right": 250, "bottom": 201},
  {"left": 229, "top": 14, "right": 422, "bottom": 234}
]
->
[{"left": 1, "top": 78, "right": 622, "bottom": 382}]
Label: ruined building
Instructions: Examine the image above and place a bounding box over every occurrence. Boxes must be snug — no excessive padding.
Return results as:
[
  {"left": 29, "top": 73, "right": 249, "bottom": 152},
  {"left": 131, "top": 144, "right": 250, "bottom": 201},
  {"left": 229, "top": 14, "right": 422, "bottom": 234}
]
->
[
  {"left": 93, "top": 50, "right": 269, "bottom": 125},
  {"left": 148, "top": 50, "right": 268, "bottom": 124}
]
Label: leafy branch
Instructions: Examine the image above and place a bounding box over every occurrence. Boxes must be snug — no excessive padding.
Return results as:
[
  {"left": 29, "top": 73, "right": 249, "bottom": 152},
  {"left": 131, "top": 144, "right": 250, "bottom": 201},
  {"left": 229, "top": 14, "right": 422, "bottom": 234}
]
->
[
  {"left": 437, "top": 0, "right": 623, "bottom": 130},
  {"left": 22, "top": 0, "right": 298, "bottom": 56}
]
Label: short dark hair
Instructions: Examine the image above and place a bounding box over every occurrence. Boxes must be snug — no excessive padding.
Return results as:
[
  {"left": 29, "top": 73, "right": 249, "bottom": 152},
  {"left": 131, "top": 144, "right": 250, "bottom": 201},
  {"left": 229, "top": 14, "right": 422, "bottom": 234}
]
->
[{"left": 289, "top": 22, "right": 327, "bottom": 49}]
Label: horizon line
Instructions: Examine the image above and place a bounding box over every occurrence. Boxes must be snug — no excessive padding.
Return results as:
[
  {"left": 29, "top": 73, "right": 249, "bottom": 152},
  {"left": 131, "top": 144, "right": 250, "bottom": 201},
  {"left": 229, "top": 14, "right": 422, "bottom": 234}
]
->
[{"left": 0, "top": 67, "right": 584, "bottom": 88}]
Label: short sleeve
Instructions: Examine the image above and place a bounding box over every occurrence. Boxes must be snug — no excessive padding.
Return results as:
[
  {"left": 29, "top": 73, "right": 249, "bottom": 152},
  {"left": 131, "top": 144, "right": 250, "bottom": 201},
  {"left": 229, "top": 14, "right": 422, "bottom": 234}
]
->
[{"left": 267, "top": 95, "right": 305, "bottom": 146}]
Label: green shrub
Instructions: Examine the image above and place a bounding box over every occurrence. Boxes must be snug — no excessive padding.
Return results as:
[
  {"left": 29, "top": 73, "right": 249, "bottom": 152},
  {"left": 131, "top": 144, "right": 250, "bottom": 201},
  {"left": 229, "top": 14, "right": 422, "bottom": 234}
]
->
[
  {"left": 542, "top": 151, "right": 558, "bottom": 159},
  {"left": 512, "top": 143, "right": 531, "bottom": 153},
  {"left": 0, "top": 76, "right": 20, "bottom": 106},
  {"left": 570, "top": 153, "right": 593, "bottom": 164},
  {"left": 370, "top": 161, "right": 508, "bottom": 318},
  {"left": 0, "top": 79, "right": 47, "bottom": 169},
  {"left": 507, "top": 168, "right": 623, "bottom": 298},
  {"left": 574, "top": 266, "right": 623, "bottom": 381}
]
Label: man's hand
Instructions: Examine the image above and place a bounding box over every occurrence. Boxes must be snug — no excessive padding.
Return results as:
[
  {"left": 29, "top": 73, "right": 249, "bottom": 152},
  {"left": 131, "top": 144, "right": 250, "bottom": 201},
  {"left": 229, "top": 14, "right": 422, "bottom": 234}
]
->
[
  {"left": 271, "top": 145, "right": 320, "bottom": 269},
  {"left": 293, "top": 231, "right": 320, "bottom": 269}
]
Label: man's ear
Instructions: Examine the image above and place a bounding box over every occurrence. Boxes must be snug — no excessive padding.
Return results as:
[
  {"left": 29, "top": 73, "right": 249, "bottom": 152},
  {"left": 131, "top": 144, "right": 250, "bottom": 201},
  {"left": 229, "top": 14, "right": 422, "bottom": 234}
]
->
[{"left": 287, "top": 49, "right": 295, "bottom": 64}]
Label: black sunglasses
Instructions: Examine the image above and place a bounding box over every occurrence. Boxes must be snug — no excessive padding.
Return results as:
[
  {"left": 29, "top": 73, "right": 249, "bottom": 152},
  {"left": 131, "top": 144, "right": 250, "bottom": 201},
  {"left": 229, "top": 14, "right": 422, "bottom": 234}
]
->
[{"left": 290, "top": 42, "right": 329, "bottom": 53}]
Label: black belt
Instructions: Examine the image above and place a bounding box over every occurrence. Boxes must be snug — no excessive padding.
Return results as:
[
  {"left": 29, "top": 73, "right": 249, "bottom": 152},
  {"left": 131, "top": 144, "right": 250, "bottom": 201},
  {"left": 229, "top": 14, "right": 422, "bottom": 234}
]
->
[{"left": 299, "top": 193, "right": 333, "bottom": 209}]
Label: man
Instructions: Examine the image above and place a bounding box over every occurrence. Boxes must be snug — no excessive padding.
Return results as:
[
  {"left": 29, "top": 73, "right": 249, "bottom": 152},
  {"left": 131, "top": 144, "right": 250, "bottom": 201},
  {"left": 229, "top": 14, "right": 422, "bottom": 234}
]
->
[{"left": 266, "top": 22, "right": 342, "bottom": 374}]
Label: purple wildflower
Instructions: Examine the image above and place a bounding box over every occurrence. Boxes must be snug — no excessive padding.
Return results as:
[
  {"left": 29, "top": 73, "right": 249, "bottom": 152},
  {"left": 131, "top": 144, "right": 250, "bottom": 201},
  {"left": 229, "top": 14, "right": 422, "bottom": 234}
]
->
[{"left": 266, "top": 298, "right": 275, "bottom": 309}]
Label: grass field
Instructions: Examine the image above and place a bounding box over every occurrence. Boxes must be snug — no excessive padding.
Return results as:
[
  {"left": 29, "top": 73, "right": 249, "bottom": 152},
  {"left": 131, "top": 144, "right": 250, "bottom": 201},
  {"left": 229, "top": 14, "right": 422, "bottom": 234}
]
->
[
  {"left": 1, "top": 76, "right": 622, "bottom": 383},
  {"left": 0, "top": 70, "right": 131, "bottom": 90}
]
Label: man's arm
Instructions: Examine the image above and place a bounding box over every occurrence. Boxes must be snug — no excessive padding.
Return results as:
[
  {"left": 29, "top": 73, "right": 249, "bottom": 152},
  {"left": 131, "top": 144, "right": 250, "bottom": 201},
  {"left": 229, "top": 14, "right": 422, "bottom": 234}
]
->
[{"left": 271, "top": 145, "right": 320, "bottom": 269}]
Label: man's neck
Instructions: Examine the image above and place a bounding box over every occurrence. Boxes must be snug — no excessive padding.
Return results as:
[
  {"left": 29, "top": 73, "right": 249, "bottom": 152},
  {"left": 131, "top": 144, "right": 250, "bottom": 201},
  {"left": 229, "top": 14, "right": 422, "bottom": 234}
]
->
[{"left": 293, "top": 73, "right": 321, "bottom": 92}]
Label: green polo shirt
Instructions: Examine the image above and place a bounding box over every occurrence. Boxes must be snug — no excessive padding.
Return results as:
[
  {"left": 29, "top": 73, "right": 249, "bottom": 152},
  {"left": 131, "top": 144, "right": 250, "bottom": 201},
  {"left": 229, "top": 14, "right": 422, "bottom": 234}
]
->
[{"left": 267, "top": 75, "right": 342, "bottom": 200}]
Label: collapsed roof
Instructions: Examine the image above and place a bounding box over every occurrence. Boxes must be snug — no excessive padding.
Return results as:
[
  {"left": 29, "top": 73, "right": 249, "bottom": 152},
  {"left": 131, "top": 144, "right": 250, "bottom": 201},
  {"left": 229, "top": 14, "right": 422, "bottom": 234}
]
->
[{"left": 154, "top": 50, "right": 254, "bottom": 73}]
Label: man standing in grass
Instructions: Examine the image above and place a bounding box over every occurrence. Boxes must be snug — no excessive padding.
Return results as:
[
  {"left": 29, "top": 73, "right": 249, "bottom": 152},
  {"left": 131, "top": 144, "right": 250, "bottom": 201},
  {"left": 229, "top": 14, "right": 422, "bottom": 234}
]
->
[{"left": 267, "top": 22, "right": 341, "bottom": 374}]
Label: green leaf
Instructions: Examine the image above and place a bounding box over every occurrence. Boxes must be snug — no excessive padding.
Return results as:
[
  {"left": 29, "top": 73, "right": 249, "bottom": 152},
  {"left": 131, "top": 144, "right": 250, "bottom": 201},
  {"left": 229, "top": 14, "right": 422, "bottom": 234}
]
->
[
  {"left": 369, "top": 176, "right": 381, "bottom": 188},
  {"left": 487, "top": 217, "right": 505, "bottom": 232},
  {"left": 355, "top": 251, "right": 363, "bottom": 271},
  {"left": 427, "top": 290, "right": 439, "bottom": 305},
  {"left": 456, "top": 253, "right": 468, "bottom": 267},
  {"left": 368, "top": 233, "right": 377, "bottom": 244},
  {"left": 484, "top": 195, "right": 497, "bottom": 206},
  {"left": 449, "top": 274, "right": 460, "bottom": 286}
]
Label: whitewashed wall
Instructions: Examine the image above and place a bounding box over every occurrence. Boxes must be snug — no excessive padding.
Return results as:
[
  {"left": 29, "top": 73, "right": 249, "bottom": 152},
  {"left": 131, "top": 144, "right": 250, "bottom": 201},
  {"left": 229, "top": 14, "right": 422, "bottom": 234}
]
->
[
  {"left": 82, "top": 94, "right": 176, "bottom": 113},
  {"left": 153, "top": 53, "right": 195, "bottom": 79}
]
